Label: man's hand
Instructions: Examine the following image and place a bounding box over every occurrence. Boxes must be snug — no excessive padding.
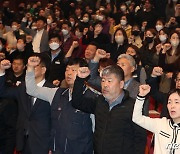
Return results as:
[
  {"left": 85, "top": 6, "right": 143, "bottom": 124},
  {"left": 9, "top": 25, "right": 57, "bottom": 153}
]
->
[
  {"left": 27, "top": 56, "right": 40, "bottom": 71},
  {"left": 53, "top": 80, "right": 60, "bottom": 87},
  {"left": 77, "top": 67, "right": 90, "bottom": 79},
  {"left": 71, "top": 41, "right": 79, "bottom": 48},
  {"left": 139, "top": 85, "right": 151, "bottom": 97},
  {"left": 0, "top": 59, "right": 11, "bottom": 73},
  {"left": 93, "top": 49, "right": 110, "bottom": 62},
  {"left": 151, "top": 67, "right": 163, "bottom": 77}
]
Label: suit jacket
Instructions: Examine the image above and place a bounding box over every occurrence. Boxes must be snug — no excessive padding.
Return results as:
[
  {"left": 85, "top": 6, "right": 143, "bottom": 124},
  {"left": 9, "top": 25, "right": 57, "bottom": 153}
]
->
[
  {"left": 21, "top": 21, "right": 49, "bottom": 53},
  {"left": 126, "top": 79, "right": 140, "bottom": 99},
  {"left": 0, "top": 75, "right": 54, "bottom": 154}
]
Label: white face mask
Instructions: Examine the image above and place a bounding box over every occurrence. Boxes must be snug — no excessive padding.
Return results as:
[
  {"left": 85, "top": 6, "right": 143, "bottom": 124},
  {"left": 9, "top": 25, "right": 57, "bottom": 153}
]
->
[
  {"left": 120, "top": 19, "right": 127, "bottom": 26},
  {"left": 120, "top": 6, "right": 126, "bottom": 12},
  {"left": 47, "top": 19, "right": 52, "bottom": 25},
  {"left": 31, "top": 26, "right": 37, "bottom": 30},
  {"left": 12, "top": 25, "right": 18, "bottom": 31},
  {"left": 17, "top": 43, "right": 25, "bottom": 51},
  {"left": 159, "top": 35, "right": 167, "bottom": 42},
  {"left": 61, "top": 29, "right": 69, "bottom": 36},
  {"left": 98, "top": 15, "right": 104, "bottom": 21},
  {"left": 115, "top": 35, "right": 124, "bottom": 44},
  {"left": 83, "top": 17, "right": 89, "bottom": 23},
  {"left": 49, "top": 42, "right": 60, "bottom": 50},
  {"left": 156, "top": 25, "right": 163, "bottom": 32},
  {"left": 170, "top": 39, "right": 179, "bottom": 47}
]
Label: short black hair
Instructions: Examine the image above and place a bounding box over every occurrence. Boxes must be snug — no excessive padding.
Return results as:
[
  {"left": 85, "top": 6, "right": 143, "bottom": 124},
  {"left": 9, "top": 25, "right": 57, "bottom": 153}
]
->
[
  {"left": 31, "top": 53, "right": 51, "bottom": 79},
  {"left": 49, "top": 33, "right": 61, "bottom": 41},
  {"left": 88, "top": 41, "right": 99, "bottom": 49},
  {"left": 36, "top": 16, "right": 47, "bottom": 24},
  {"left": 67, "top": 58, "right": 88, "bottom": 67},
  {"left": 12, "top": 55, "right": 25, "bottom": 65}
]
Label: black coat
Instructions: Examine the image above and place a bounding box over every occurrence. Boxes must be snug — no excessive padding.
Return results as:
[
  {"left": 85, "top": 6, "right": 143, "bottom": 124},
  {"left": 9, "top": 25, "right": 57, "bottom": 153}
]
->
[
  {"left": 72, "top": 77, "right": 147, "bottom": 154},
  {"left": 0, "top": 75, "right": 54, "bottom": 154},
  {"left": 42, "top": 50, "right": 66, "bottom": 84},
  {"left": 0, "top": 98, "right": 17, "bottom": 154}
]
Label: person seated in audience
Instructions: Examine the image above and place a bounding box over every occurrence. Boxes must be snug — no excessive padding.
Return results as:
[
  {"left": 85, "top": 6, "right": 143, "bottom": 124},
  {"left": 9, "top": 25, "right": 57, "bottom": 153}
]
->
[
  {"left": 133, "top": 84, "right": 180, "bottom": 154},
  {"left": 147, "top": 67, "right": 180, "bottom": 117},
  {"left": 26, "top": 57, "right": 99, "bottom": 154}
]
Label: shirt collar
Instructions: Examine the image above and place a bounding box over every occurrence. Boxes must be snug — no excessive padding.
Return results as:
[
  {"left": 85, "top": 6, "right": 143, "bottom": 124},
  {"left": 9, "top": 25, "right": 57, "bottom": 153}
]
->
[
  {"left": 37, "top": 29, "right": 44, "bottom": 33},
  {"left": 124, "top": 78, "right": 133, "bottom": 89},
  {"left": 108, "top": 91, "right": 125, "bottom": 110},
  {"left": 37, "top": 79, "right": 45, "bottom": 87}
]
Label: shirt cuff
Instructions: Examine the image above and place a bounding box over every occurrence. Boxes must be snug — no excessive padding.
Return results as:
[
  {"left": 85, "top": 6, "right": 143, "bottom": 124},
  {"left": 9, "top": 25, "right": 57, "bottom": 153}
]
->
[
  {"left": 22, "top": 17, "right": 27, "bottom": 23},
  {"left": 0, "top": 72, "right": 5, "bottom": 76}
]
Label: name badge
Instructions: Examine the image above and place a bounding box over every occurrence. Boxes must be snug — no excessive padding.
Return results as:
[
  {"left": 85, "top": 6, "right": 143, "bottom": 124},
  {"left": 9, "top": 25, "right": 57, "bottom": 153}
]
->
[{"left": 55, "top": 61, "right": 61, "bottom": 64}]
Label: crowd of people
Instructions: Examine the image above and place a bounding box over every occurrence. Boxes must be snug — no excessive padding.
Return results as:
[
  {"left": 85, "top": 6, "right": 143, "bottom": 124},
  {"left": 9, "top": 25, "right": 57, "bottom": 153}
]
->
[{"left": 0, "top": 0, "right": 179, "bottom": 154}]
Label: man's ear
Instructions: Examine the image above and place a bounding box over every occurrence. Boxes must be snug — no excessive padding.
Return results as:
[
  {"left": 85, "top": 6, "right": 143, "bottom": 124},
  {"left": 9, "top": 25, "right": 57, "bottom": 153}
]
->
[
  {"left": 42, "top": 67, "right": 46, "bottom": 75},
  {"left": 131, "top": 66, "right": 135, "bottom": 73},
  {"left": 120, "top": 80, "right": 124, "bottom": 89}
]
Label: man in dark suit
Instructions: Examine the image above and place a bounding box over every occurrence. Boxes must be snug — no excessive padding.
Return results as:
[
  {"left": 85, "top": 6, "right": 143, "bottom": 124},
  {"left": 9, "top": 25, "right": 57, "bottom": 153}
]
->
[
  {"left": 42, "top": 33, "right": 66, "bottom": 86},
  {"left": 21, "top": 14, "right": 49, "bottom": 53},
  {"left": 117, "top": 54, "right": 149, "bottom": 115},
  {"left": 0, "top": 54, "right": 54, "bottom": 154}
]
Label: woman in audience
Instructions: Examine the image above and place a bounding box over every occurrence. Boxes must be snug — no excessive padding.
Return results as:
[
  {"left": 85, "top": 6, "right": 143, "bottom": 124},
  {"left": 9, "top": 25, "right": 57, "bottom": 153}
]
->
[
  {"left": 133, "top": 84, "right": 180, "bottom": 154},
  {"left": 158, "top": 30, "right": 180, "bottom": 93}
]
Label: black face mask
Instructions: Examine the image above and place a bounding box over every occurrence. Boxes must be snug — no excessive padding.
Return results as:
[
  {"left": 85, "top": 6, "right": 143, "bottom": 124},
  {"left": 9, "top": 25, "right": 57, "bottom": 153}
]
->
[
  {"left": 145, "top": 36, "right": 154, "bottom": 43},
  {"left": 132, "top": 30, "right": 140, "bottom": 36}
]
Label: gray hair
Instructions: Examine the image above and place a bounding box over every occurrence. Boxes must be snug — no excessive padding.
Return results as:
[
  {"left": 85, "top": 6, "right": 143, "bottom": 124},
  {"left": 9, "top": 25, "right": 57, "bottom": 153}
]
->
[
  {"left": 117, "top": 54, "right": 136, "bottom": 68},
  {"left": 101, "top": 65, "right": 124, "bottom": 81}
]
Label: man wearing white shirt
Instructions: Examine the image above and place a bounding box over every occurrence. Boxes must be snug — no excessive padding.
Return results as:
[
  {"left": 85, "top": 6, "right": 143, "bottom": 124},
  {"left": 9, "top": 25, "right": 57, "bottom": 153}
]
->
[
  {"left": 21, "top": 14, "right": 49, "bottom": 53},
  {"left": 0, "top": 53, "right": 54, "bottom": 154}
]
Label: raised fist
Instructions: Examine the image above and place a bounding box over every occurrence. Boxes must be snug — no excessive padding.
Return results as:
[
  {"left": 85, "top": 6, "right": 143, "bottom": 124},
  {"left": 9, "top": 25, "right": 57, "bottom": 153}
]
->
[
  {"left": 77, "top": 67, "right": 90, "bottom": 79},
  {"left": 151, "top": 67, "right": 163, "bottom": 77},
  {"left": 0, "top": 59, "right": 11, "bottom": 71},
  {"left": 139, "top": 84, "right": 151, "bottom": 97},
  {"left": 28, "top": 56, "right": 40, "bottom": 68}
]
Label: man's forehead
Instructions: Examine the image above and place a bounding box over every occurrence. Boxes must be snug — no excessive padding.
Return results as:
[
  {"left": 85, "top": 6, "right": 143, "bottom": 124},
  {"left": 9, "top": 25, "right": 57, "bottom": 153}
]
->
[
  {"left": 102, "top": 73, "right": 117, "bottom": 79},
  {"left": 66, "top": 64, "right": 80, "bottom": 69}
]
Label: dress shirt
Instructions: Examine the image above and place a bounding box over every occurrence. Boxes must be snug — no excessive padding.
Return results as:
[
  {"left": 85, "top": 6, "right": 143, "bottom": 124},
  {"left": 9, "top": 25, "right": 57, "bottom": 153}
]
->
[{"left": 32, "top": 29, "right": 44, "bottom": 53}]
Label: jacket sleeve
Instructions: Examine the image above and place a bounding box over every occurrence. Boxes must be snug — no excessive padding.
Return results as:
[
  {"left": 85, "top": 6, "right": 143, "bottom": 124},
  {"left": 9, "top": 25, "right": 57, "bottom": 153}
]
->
[
  {"left": 72, "top": 76, "right": 97, "bottom": 114},
  {"left": 146, "top": 77, "right": 167, "bottom": 103},
  {"left": 0, "top": 75, "right": 18, "bottom": 99},
  {"left": 132, "top": 96, "right": 164, "bottom": 133},
  {"left": 25, "top": 70, "right": 58, "bottom": 104},
  {"left": 87, "top": 60, "right": 101, "bottom": 90}
]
